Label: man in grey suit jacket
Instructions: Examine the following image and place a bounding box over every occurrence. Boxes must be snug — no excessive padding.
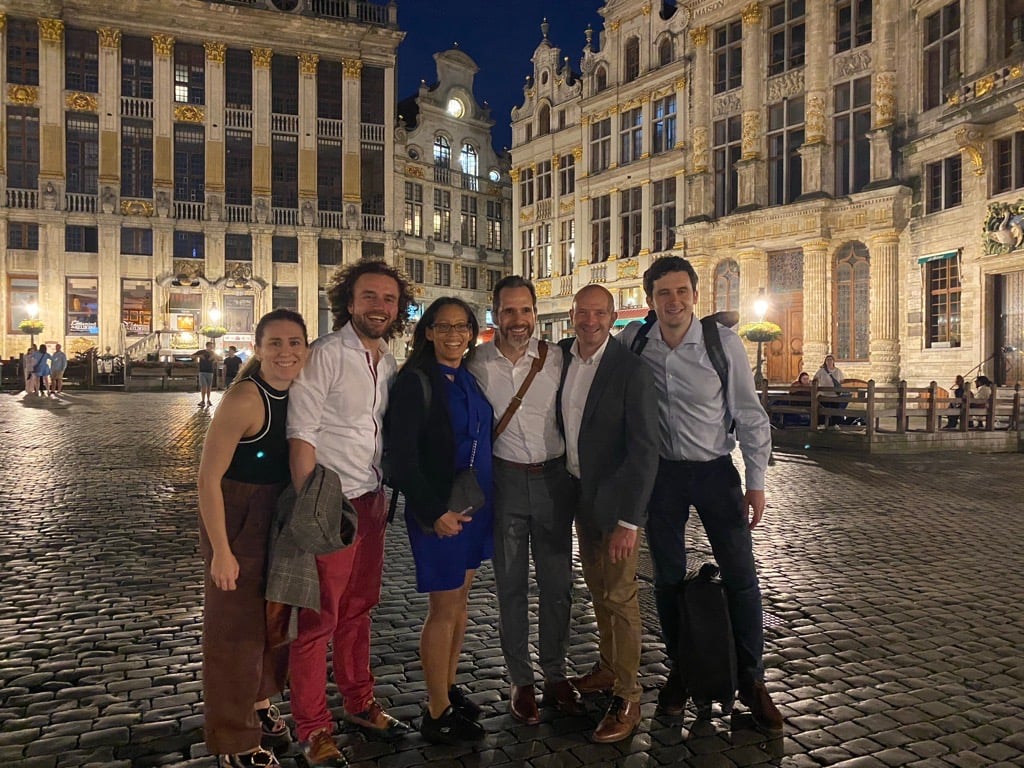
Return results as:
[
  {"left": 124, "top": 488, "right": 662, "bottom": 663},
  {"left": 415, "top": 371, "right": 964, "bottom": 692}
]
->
[{"left": 556, "top": 285, "right": 660, "bottom": 743}]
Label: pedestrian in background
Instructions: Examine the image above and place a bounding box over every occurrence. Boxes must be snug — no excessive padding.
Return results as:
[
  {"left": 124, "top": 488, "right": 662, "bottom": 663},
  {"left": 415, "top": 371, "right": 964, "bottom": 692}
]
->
[
  {"left": 34, "top": 344, "right": 53, "bottom": 397},
  {"left": 194, "top": 342, "right": 217, "bottom": 407},
  {"left": 385, "top": 297, "right": 493, "bottom": 745},
  {"left": 224, "top": 346, "right": 243, "bottom": 389},
  {"left": 50, "top": 343, "right": 68, "bottom": 394},
  {"left": 23, "top": 344, "right": 39, "bottom": 394},
  {"left": 286, "top": 261, "right": 413, "bottom": 765},
  {"left": 197, "top": 308, "right": 309, "bottom": 768}
]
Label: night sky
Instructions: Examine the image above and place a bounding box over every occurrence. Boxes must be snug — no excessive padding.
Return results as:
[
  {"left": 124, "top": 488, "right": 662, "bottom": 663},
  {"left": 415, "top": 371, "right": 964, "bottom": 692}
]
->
[{"left": 396, "top": 1, "right": 604, "bottom": 152}]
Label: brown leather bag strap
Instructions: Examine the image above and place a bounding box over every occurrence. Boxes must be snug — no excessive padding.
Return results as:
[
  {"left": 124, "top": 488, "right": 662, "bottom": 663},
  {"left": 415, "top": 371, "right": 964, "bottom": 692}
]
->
[{"left": 492, "top": 341, "right": 548, "bottom": 441}]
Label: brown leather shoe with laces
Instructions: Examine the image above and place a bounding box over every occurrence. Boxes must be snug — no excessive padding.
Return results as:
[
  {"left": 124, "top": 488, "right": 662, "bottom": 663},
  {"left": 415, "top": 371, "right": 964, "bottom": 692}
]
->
[
  {"left": 345, "top": 700, "right": 410, "bottom": 741},
  {"left": 541, "top": 678, "right": 584, "bottom": 715},
  {"left": 739, "top": 680, "right": 783, "bottom": 734},
  {"left": 572, "top": 662, "right": 616, "bottom": 695},
  {"left": 299, "top": 729, "right": 346, "bottom": 767},
  {"left": 592, "top": 696, "right": 641, "bottom": 743}
]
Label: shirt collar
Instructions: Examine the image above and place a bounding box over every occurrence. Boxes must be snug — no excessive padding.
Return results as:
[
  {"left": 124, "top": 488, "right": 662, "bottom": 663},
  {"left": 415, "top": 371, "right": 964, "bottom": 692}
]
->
[
  {"left": 570, "top": 335, "right": 610, "bottom": 366},
  {"left": 339, "top": 320, "right": 390, "bottom": 356},
  {"left": 492, "top": 335, "right": 540, "bottom": 363}
]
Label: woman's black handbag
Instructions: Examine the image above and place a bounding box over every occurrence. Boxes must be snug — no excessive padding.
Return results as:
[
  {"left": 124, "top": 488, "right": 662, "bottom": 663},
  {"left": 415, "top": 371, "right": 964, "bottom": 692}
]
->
[{"left": 447, "top": 439, "right": 485, "bottom": 514}]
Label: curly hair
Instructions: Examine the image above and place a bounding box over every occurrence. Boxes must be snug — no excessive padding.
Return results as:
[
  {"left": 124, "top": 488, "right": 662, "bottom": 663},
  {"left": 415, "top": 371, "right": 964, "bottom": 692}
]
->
[{"left": 326, "top": 260, "right": 415, "bottom": 340}]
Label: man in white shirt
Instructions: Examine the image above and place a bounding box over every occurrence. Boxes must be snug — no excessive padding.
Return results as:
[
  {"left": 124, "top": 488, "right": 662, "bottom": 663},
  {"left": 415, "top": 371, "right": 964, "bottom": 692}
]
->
[
  {"left": 556, "top": 285, "right": 659, "bottom": 743},
  {"left": 286, "top": 261, "right": 414, "bottom": 765},
  {"left": 467, "top": 276, "right": 581, "bottom": 725}
]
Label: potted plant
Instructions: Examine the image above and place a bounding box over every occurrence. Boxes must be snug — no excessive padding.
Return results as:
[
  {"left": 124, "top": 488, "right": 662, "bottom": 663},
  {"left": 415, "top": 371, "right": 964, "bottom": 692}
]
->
[
  {"left": 19, "top": 318, "right": 45, "bottom": 336},
  {"left": 199, "top": 324, "right": 229, "bottom": 339},
  {"left": 738, "top": 321, "right": 783, "bottom": 343}
]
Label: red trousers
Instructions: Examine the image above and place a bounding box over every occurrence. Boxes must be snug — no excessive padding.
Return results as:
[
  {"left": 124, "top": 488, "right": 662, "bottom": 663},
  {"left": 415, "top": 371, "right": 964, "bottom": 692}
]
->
[
  {"left": 288, "top": 489, "right": 388, "bottom": 740},
  {"left": 202, "top": 479, "right": 289, "bottom": 755}
]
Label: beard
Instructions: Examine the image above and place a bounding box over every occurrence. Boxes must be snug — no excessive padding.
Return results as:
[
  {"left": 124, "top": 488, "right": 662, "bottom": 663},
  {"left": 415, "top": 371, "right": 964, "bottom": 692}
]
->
[{"left": 350, "top": 313, "right": 393, "bottom": 341}]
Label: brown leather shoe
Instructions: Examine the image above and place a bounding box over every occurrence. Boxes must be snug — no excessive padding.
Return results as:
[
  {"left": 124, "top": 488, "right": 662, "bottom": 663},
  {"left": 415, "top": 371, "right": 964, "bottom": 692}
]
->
[
  {"left": 656, "top": 667, "right": 687, "bottom": 716},
  {"left": 739, "top": 680, "right": 783, "bottom": 734},
  {"left": 592, "top": 696, "right": 641, "bottom": 743},
  {"left": 509, "top": 683, "right": 540, "bottom": 725},
  {"left": 541, "top": 678, "right": 584, "bottom": 715},
  {"left": 572, "top": 662, "right": 616, "bottom": 695},
  {"left": 344, "top": 700, "right": 410, "bottom": 741}
]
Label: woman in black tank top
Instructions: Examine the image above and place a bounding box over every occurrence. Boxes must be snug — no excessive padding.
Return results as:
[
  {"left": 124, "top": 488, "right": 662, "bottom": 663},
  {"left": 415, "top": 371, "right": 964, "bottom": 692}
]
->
[{"left": 197, "top": 309, "right": 308, "bottom": 768}]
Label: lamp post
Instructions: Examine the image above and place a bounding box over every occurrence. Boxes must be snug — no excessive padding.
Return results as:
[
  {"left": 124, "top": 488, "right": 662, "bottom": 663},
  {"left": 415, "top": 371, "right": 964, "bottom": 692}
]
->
[
  {"left": 26, "top": 302, "right": 40, "bottom": 346},
  {"left": 753, "top": 293, "right": 769, "bottom": 390}
]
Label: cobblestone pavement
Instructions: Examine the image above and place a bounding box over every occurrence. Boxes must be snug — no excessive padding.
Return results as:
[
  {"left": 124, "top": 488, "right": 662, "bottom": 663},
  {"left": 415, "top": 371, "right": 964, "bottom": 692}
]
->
[{"left": 1, "top": 391, "right": 1022, "bottom": 768}]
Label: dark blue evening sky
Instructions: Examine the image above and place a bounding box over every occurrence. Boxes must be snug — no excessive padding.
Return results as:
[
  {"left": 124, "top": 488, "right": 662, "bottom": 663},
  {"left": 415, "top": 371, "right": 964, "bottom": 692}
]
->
[{"left": 396, "top": 1, "right": 604, "bottom": 152}]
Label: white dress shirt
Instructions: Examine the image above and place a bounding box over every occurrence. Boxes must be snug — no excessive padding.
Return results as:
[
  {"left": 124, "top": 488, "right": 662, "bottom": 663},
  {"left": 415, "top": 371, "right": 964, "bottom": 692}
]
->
[
  {"left": 287, "top": 321, "right": 396, "bottom": 498},
  {"left": 562, "top": 336, "right": 609, "bottom": 480},
  {"left": 468, "top": 337, "right": 564, "bottom": 463}
]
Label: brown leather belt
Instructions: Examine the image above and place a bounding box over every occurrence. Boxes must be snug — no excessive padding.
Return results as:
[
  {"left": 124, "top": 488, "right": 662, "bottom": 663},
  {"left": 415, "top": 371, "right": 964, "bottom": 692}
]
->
[{"left": 493, "top": 455, "right": 564, "bottom": 474}]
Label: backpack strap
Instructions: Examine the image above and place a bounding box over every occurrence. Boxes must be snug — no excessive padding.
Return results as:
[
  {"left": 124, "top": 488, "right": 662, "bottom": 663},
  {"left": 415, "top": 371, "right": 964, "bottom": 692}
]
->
[
  {"left": 628, "top": 310, "right": 658, "bottom": 356},
  {"left": 700, "top": 315, "right": 736, "bottom": 434}
]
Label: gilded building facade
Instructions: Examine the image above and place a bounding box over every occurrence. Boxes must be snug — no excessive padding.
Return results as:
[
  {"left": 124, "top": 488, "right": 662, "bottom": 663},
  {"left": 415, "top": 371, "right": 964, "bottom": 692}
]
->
[
  {"left": 511, "top": 0, "right": 1024, "bottom": 388},
  {"left": 0, "top": 0, "right": 403, "bottom": 360},
  {"left": 393, "top": 48, "right": 512, "bottom": 328}
]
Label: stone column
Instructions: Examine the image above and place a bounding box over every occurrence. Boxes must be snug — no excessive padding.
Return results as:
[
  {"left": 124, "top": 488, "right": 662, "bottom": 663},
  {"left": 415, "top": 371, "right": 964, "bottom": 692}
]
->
[
  {"left": 39, "top": 217, "right": 67, "bottom": 341},
  {"left": 37, "top": 19, "right": 66, "bottom": 201},
  {"left": 578, "top": 195, "right": 591, "bottom": 267},
  {"left": 737, "top": 247, "right": 767, "bottom": 324},
  {"left": 965, "top": 1, "right": 988, "bottom": 77},
  {"left": 297, "top": 232, "right": 320, "bottom": 327},
  {"left": 298, "top": 52, "right": 319, "bottom": 218},
  {"left": 206, "top": 225, "right": 226, "bottom": 287},
  {"left": 737, "top": 3, "right": 764, "bottom": 210},
  {"left": 687, "top": 252, "right": 712, "bottom": 317},
  {"left": 0, "top": 13, "right": 7, "bottom": 197},
  {"left": 686, "top": 26, "right": 712, "bottom": 222},
  {"left": 251, "top": 48, "right": 273, "bottom": 222},
  {"left": 869, "top": 231, "right": 900, "bottom": 383},
  {"left": 799, "top": 1, "right": 828, "bottom": 198},
  {"left": 801, "top": 239, "right": 830, "bottom": 365},
  {"left": 152, "top": 221, "right": 175, "bottom": 326},
  {"left": 205, "top": 42, "right": 226, "bottom": 219},
  {"left": 252, "top": 229, "right": 274, "bottom": 313},
  {"left": 869, "top": 2, "right": 897, "bottom": 186},
  {"left": 609, "top": 187, "right": 622, "bottom": 262},
  {"left": 152, "top": 34, "right": 175, "bottom": 206},
  {"left": 341, "top": 59, "right": 363, "bottom": 217},
  {"left": 98, "top": 225, "right": 120, "bottom": 352},
  {"left": 97, "top": 28, "right": 122, "bottom": 207},
  {"left": 640, "top": 93, "right": 652, "bottom": 159}
]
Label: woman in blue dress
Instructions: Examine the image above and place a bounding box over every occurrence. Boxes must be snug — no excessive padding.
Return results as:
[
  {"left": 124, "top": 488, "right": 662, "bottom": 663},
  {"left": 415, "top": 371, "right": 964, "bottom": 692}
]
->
[{"left": 385, "top": 297, "right": 493, "bottom": 746}]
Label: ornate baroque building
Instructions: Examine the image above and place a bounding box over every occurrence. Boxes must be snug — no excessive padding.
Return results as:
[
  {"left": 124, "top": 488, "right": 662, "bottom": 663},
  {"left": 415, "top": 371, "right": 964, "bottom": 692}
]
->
[
  {"left": 393, "top": 48, "right": 512, "bottom": 328},
  {"left": 511, "top": 0, "right": 1024, "bottom": 387},
  {"left": 0, "top": 0, "right": 403, "bottom": 359}
]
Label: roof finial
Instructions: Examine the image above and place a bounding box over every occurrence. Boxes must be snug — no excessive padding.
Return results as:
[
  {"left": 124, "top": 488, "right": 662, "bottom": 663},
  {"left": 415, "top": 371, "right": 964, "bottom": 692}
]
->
[
  {"left": 541, "top": 17, "right": 549, "bottom": 40},
  {"left": 584, "top": 23, "right": 593, "bottom": 50}
]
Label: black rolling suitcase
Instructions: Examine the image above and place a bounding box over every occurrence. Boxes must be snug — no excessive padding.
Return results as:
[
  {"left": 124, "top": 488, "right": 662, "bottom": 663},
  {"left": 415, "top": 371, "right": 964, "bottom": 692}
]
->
[{"left": 676, "top": 562, "right": 738, "bottom": 718}]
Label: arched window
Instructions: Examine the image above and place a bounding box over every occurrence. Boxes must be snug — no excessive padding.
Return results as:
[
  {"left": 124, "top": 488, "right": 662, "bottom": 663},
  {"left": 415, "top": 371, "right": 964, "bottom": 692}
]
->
[
  {"left": 537, "top": 104, "right": 551, "bottom": 136},
  {"left": 433, "top": 135, "right": 451, "bottom": 167},
  {"left": 658, "top": 36, "right": 674, "bottom": 67},
  {"left": 595, "top": 65, "right": 608, "bottom": 93},
  {"left": 833, "top": 241, "right": 870, "bottom": 361},
  {"left": 714, "top": 259, "right": 740, "bottom": 312},
  {"left": 624, "top": 37, "right": 640, "bottom": 82},
  {"left": 460, "top": 142, "right": 479, "bottom": 190}
]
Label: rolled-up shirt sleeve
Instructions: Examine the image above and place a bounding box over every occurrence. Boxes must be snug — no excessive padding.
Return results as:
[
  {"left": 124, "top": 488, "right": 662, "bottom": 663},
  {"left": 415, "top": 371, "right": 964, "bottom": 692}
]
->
[
  {"left": 722, "top": 332, "right": 771, "bottom": 490},
  {"left": 286, "top": 338, "right": 341, "bottom": 450}
]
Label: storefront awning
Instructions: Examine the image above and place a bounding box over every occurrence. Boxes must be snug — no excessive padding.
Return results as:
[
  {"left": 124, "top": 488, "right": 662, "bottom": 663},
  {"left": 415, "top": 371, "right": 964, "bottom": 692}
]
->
[
  {"left": 613, "top": 307, "right": 651, "bottom": 327},
  {"left": 917, "top": 250, "right": 959, "bottom": 264}
]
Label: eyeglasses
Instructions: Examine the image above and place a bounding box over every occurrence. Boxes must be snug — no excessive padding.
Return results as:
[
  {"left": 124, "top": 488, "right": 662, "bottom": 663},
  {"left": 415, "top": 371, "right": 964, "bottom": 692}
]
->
[{"left": 431, "top": 322, "right": 472, "bottom": 334}]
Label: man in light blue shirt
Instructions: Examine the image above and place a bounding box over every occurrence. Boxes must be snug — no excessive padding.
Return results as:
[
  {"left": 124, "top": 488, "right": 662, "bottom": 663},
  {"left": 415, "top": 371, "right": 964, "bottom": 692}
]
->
[{"left": 617, "top": 256, "right": 781, "bottom": 733}]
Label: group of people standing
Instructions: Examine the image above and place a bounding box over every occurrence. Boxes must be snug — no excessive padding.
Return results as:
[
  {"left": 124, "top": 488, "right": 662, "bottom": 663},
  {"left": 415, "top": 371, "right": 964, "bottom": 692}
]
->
[
  {"left": 22, "top": 343, "right": 67, "bottom": 397},
  {"left": 196, "top": 256, "right": 782, "bottom": 768}
]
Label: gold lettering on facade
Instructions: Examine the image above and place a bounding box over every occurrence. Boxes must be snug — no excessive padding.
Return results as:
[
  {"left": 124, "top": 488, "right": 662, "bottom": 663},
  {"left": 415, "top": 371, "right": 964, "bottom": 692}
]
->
[
  {"left": 8, "top": 85, "right": 39, "bottom": 105},
  {"left": 152, "top": 34, "right": 175, "bottom": 56},
  {"left": 98, "top": 27, "right": 121, "bottom": 48},
  {"left": 299, "top": 52, "right": 320, "bottom": 75},
  {"left": 37, "top": 18, "right": 64, "bottom": 42},
  {"left": 204, "top": 41, "right": 226, "bottom": 63},
  {"left": 343, "top": 59, "right": 363, "bottom": 78},
  {"left": 66, "top": 92, "right": 98, "bottom": 111},
  {"left": 252, "top": 48, "right": 273, "bottom": 68}
]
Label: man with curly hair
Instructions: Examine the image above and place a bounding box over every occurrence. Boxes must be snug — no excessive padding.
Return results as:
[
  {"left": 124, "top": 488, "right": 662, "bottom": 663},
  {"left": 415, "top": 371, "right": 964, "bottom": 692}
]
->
[{"left": 286, "top": 260, "right": 414, "bottom": 764}]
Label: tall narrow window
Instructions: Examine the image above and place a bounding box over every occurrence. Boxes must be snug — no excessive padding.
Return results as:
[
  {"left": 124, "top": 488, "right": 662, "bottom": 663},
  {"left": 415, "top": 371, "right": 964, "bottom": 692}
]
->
[
  {"left": 713, "top": 20, "right": 743, "bottom": 94},
  {"left": 536, "top": 160, "right": 552, "bottom": 201},
  {"left": 658, "top": 37, "right": 674, "bottom": 67},
  {"left": 536, "top": 223, "right": 552, "bottom": 278},
  {"left": 559, "top": 218, "right": 576, "bottom": 275},
  {"left": 923, "top": 3, "right": 961, "bottom": 111},
  {"left": 994, "top": 132, "right": 1024, "bottom": 193},
  {"left": 317, "top": 138, "right": 342, "bottom": 212},
  {"left": 121, "top": 119, "right": 153, "bottom": 198},
  {"left": 226, "top": 49, "right": 253, "bottom": 109},
  {"left": 8, "top": 276, "right": 40, "bottom": 330},
  {"left": 926, "top": 256, "right": 961, "bottom": 348},
  {"left": 272, "top": 134, "right": 298, "bottom": 209},
  {"left": 226, "top": 129, "right": 252, "bottom": 206},
  {"left": 7, "top": 19, "right": 39, "bottom": 86},
  {"left": 714, "top": 259, "right": 741, "bottom": 312},
  {"left": 620, "top": 107, "right": 643, "bottom": 165},
  {"left": 591, "top": 195, "right": 611, "bottom": 263},
  {"left": 404, "top": 257, "right": 425, "bottom": 283},
  {"left": 434, "top": 262, "right": 452, "bottom": 287},
  {"left": 595, "top": 66, "right": 608, "bottom": 93},
  {"left": 559, "top": 153, "right": 576, "bottom": 195},
  {"left": 538, "top": 104, "right": 551, "bottom": 136},
  {"left": 174, "top": 43, "right": 205, "bottom": 104},
  {"left": 434, "top": 135, "right": 451, "bottom": 167},
  {"left": 624, "top": 37, "right": 641, "bottom": 82},
  {"left": 620, "top": 187, "right": 643, "bottom": 259},
  {"left": 767, "top": 97, "right": 804, "bottom": 206},
  {"left": 6, "top": 107, "right": 40, "bottom": 190},
  {"left": 925, "top": 156, "right": 963, "bottom": 213},
  {"left": 404, "top": 182, "right": 423, "bottom": 237},
  {"left": 521, "top": 229, "right": 536, "bottom": 279},
  {"left": 486, "top": 200, "right": 503, "bottom": 250},
  {"left": 461, "top": 195, "right": 478, "bottom": 246},
  {"left": 65, "top": 28, "right": 99, "bottom": 92},
  {"left": 272, "top": 55, "right": 299, "bottom": 114},
  {"left": 833, "top": 241, "right": 870, "bottom": 361},
  {"left": 834, "top": 76, "right": 872, "bottom": 196},
  {"left": 461, "top": 266, "right": 478, "bottom": 290},
  {"left": 174, "top": 125, "right": 205, "bottom": 202},
  {"left": 768, "top": 0, "right": 806, "bottom": 76},
  {"left": 713, "top": 115, "right": 742, "bottom": 217},
  {"left": 653, "top": 178, "right": 676, "bottom": 253},
  {"left": 317, "top": 60, "right": 343, "bottom": 118},
  {"left": 590, "top": 117, "right": 612, "bottom": 173},
  {"left": 66, "top": 115, "right": 99, "bottom": 195},
  {"left": 433, "top": 189, "right": 451, "bottom": 242},
  {"left": 519, "top": 167, "right": 535, "bottom": 206},
  {"left": 121, "top": 36, "right": 153, "bottom": 99},
  {"left": 652, "top": 95, "right": 677, "bottom": 155},
  {"left": 836, "top": 0, "right": 873, "bottom": 52},
  {"left": 460, "top": 143, "right": 479, "bottom": 190}
]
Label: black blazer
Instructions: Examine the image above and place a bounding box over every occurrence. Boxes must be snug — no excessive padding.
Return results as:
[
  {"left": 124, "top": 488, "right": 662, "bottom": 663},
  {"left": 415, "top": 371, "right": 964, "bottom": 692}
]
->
[
  {"left": 384, "top": 359, "right": 456, "bottom": 529},
  {"left": 556, "top": 335, "right": 660, "bottom": 535}
]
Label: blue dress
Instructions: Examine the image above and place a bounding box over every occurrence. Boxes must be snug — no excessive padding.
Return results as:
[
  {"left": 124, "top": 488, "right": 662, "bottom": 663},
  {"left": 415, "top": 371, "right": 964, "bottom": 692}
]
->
[{"left": 406, "top": 363, "right": 494, "bottom": 593}]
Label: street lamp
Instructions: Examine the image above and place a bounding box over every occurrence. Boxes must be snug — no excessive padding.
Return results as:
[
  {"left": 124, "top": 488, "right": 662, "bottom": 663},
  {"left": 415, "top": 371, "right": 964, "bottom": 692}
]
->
[
  {"left": 753, "top": 293, "right": 769, "bottom": 390},
  {"left": 209, "top": 304, "right": 222, "bottom": 325},
  {"left": 25, "top": 301, "right": 41, "bottom": 345}
]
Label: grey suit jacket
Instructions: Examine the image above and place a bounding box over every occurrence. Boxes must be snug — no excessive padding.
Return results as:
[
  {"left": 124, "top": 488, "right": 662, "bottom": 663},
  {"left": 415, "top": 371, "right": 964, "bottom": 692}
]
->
[{"left": 557, "top": 335, "right": 660, "bottom": 535}]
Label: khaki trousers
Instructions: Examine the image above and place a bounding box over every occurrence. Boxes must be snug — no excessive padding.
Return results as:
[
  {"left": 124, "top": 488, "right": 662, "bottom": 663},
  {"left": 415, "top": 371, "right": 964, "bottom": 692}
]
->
[{"left": 575, "top": 523, "right": 643, "bottom": 702}]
